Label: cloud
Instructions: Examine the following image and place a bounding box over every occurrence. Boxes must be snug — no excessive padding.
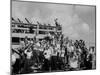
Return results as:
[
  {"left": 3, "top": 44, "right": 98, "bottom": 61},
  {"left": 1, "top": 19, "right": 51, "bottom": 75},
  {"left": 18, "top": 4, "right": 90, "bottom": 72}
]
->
[
  {"left": 82, "top": 23, "right": 89, "bottom": 32},
  {"left": 63, "top": 26, "right": 79, "bottom": 39},
  {"left": 12, "top": 1, "right": 95, "bottom": 45}
]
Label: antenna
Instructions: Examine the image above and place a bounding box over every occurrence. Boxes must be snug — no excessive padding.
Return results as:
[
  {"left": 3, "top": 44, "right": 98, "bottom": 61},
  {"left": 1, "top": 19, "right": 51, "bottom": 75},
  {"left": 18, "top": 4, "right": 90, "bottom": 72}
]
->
[
  {"left": 17, "top": 18, "right": 22, "bottom": 23},
  {"left": 12, "top": 17, "right": 16, "bottom": 22},
  {"left": 25, "top": 18, "right": 30, "bottom": 24}
]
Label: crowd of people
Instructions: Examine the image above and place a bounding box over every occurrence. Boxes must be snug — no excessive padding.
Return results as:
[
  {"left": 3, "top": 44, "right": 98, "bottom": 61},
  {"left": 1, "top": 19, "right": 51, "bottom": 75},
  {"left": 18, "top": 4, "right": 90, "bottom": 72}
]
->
[{"left": 11, "top": 32, "right": 96, "bottom": 74}]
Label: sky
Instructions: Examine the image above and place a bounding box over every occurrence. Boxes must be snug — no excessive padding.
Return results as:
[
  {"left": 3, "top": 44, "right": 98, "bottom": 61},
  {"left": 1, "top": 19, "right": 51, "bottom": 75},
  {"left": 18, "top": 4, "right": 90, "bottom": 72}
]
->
[{"left": 12, "top": 1, "right": 96, "bottom": 46}]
